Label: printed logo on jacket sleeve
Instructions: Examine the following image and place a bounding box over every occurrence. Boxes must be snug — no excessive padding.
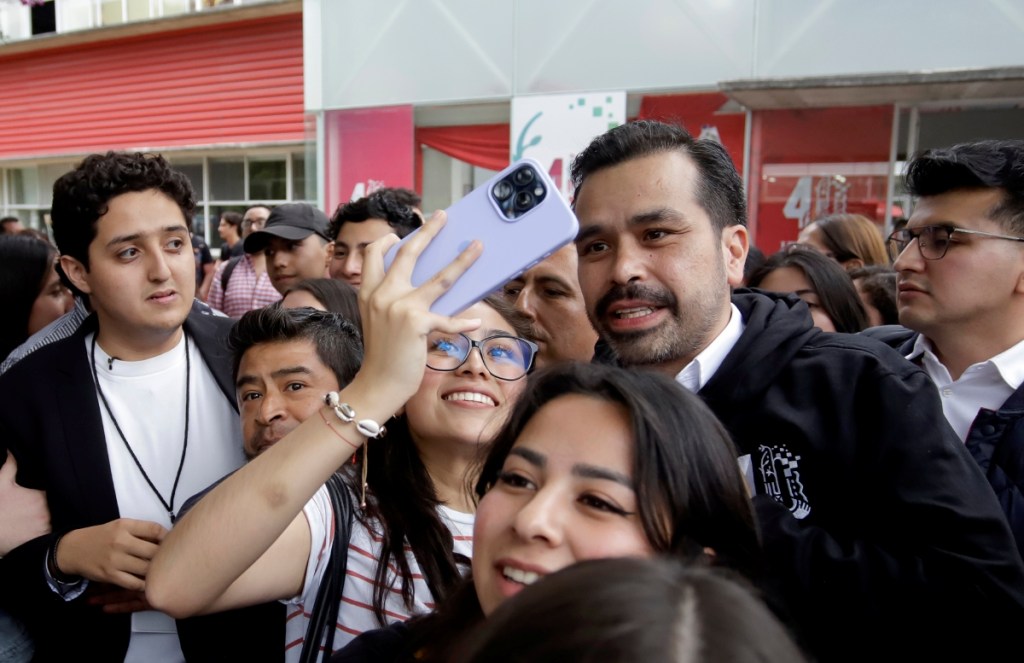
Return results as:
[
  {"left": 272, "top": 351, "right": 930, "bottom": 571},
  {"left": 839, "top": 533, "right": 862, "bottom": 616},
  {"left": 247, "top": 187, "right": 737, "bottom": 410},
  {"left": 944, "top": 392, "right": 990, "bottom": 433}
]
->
[{"left": 758, "top": 444, "right": 811, "bottom": 519}]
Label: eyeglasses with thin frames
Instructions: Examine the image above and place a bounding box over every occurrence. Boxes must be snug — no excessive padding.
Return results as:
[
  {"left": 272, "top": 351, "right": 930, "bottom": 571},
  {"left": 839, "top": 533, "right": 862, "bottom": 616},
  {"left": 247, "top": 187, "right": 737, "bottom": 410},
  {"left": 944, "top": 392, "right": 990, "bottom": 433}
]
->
[
  {"left": 426, "top": 332, "right": 538, "bottom": 381},
  {"left": 886, "top": 224, "right": 1024, "bottom": 261}
]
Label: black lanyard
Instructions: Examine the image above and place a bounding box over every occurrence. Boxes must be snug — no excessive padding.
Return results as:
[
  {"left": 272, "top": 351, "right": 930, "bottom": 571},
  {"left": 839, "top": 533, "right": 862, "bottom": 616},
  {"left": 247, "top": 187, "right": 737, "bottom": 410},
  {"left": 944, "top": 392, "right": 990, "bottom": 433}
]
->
[{"left": 89, "top": 334, "right": 190, "bottom": 524}]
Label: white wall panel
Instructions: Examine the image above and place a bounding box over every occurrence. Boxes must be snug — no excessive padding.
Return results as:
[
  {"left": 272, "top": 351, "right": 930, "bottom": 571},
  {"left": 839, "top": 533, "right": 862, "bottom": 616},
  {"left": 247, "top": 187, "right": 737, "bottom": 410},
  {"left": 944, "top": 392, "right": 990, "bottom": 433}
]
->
[
  {"left": 318, "top": 0, "right": 514, "bottom": 109},
  {"left": 514, "top": 0, "right": 755, "bottom": 94},
  {"left": 755, "top": 0, "right": 1024, "bottom": 78},
  {"left": 306, "top": 0, "right": 1024, "bottom": 112}
]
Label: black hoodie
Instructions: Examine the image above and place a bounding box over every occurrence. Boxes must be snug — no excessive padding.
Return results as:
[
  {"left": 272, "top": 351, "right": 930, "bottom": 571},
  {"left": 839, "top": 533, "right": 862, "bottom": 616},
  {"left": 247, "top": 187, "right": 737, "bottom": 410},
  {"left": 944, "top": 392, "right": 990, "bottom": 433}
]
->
[{"left": 700, "top": 291, "right": 1024, "bottom": 660}]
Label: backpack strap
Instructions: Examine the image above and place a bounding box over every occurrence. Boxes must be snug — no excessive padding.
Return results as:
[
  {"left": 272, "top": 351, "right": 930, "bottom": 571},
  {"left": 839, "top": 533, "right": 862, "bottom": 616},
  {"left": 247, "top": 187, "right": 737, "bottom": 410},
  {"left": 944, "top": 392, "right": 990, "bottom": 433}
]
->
[
  {"left": 298, "top": 472, "right": 354, "bottom": 663},
  {"left": 220, "top": 255, "right": 244, "bottom": 291}
]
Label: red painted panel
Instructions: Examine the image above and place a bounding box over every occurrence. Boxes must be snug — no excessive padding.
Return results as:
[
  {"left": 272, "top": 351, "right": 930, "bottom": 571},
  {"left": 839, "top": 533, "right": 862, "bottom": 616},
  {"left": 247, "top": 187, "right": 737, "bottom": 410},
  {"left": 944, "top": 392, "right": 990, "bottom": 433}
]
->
[
  {"left": 751, "top": 106, "right": 894, "bottom": 252},
  {"left": 637, "top": 92, "right": 746, "bottom": 176},
  {"left": 0, "top": 13, "right": 305, "bottom": 159},
  {"left": 323, "top": 105, "right": 414, "bottom": 214}
]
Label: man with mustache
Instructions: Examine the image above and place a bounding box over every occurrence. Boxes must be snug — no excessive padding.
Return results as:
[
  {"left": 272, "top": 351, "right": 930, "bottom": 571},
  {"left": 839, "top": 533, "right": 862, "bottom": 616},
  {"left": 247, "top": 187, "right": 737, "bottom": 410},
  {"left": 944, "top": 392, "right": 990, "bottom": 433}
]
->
[
  {"left": 501, "top": 245, "right": 598, "bottom": 367},
  {"left": 230, "top": 305, "right": 362, "bottom": 461},
  {"left": 571, "top": 121, "right": 1024, "bottom": 661},
  {"left": 875, "top": 140, "right": 1024, "bottom": 560}
]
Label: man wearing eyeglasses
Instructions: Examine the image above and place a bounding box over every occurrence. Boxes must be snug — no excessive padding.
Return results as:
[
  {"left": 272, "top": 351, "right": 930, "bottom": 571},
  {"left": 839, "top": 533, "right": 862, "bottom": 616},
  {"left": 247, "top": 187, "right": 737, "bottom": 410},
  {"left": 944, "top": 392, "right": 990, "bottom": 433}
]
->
[{"left": 881, "top": 139, "right": 1024, "bottom": 561}]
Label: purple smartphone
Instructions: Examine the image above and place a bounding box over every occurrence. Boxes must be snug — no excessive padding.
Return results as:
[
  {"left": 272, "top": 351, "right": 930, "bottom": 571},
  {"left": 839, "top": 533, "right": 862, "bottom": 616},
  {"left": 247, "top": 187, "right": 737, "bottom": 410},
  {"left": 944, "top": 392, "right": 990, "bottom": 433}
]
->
[{"left": 383, "top": 158, "right": 579, "bottom": 316}]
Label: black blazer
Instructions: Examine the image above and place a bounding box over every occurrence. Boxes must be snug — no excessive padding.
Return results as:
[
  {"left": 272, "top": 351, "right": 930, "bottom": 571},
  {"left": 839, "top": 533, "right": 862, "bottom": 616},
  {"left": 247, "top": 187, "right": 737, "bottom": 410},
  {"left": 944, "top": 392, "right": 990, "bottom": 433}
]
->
[
  {"left": 864, "top": 324, "right": 1024, "bottom": 561},
  {"left": 0, "top": 305, "right": 284, "bottom": 661}
]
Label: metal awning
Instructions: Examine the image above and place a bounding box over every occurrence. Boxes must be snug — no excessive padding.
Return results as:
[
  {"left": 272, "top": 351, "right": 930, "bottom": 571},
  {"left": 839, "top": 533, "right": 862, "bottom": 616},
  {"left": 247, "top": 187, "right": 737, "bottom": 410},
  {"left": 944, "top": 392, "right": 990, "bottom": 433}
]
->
[{"left": 719, "top": 67, "right": 1024, "bottom": 110}]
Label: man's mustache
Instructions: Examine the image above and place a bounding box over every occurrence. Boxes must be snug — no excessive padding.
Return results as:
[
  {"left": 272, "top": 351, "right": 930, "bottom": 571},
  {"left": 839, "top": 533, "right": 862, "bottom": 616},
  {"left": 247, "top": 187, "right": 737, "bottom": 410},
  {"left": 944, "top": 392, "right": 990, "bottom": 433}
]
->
[{"left": 594, "top": 283, "right": 678, "bottom": 320}]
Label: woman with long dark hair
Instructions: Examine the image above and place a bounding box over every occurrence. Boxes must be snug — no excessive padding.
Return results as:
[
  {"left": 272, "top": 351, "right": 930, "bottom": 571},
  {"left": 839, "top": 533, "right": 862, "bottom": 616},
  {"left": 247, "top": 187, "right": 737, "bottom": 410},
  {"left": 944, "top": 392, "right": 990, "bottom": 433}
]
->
[
  {"left": 333, "top": 361, "right": 763, "bottom": 662},
  {"left": 344, "top": 293, "right": 532, "bottom": 632},
  {"left": 149, "top": 224, "right": 537, "bottom": 657},
  {"left": 0, "top": 234, "right": 72, "bottom": 360},
  {"left": 150, "top": 217, "right": 761, "bottom": 661},
  {"left": 748, "top": 246, "right": 868, "bottom": 333}
]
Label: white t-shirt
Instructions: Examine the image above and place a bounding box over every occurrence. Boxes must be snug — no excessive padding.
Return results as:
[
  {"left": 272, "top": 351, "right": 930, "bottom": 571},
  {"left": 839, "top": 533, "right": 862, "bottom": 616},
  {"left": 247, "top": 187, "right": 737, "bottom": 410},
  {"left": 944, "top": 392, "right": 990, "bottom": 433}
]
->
[
  {"left": 87, "top": 332, "right": 245, "bottom": 662},
  {"left": 284, "top": 485, "right": 474, "bottom": 661}
]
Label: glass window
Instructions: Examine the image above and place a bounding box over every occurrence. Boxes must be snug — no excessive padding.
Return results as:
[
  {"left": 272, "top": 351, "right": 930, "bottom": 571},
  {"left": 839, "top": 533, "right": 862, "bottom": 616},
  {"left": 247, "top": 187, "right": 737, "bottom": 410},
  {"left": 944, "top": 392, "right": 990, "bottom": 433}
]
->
[
  {"left": 126, "top": 0, "right": 150, "bottom": 22},
  {"left": 30, "top": 1, "right": 56, "bottom": 36},
  {"left": 191, "top": 211, "right": 207, "bottom": 239},
  {"left": 293, "top": 150, "right": 317, "bottom": 202},
  {"left": 248, "top": 157, "right": 286, "bottom": 201},
  {"left": 100, "top": 0, "right": 125, "bottom": 26},
  {"left": 209, "top": 159, "right": 245, "bottom": 201},
  {"left": 917, "top": 106, "right": 1024, "bottom": 152},
  {"left": 8, "top": 168, "right": 38, "bottom": 205},
  {"left": 174, "top": 162, "right": 205, "bottom": 201},
  {"left": 36, "top": 163, "right": 75, "bottom": 207},
  {"left": 161, "top": 0, "right": 191, "bottom": 18}
]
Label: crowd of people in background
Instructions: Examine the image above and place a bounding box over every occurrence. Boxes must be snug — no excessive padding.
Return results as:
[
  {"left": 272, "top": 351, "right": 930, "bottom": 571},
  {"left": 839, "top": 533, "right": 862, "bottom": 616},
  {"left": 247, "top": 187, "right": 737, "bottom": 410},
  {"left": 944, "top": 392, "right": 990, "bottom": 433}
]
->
[{"left": 1, "top": 123, "right": 1023, "bottom": 663}]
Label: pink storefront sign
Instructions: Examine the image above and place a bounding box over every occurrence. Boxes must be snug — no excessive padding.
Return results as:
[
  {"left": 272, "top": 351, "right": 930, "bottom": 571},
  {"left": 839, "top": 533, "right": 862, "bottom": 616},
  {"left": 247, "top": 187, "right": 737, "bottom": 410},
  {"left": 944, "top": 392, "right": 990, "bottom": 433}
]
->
[{"left": 323, "top": 105, "right": 415, "bottom": 214}]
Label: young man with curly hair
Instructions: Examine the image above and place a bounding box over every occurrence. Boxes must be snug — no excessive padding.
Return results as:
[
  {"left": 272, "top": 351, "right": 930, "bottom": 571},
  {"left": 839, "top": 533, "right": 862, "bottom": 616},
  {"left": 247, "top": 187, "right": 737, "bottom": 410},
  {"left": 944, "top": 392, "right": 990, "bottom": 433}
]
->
[{"left": 0, "top": 152, "right": 281, "bottom": 661}]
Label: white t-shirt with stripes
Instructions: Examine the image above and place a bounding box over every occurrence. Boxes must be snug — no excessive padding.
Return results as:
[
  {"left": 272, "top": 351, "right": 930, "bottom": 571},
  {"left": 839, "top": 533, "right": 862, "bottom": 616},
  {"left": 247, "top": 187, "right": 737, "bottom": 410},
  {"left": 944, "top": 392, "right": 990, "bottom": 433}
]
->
[{"left": 283, "top": 484, "right": 474, "bottom": 661}]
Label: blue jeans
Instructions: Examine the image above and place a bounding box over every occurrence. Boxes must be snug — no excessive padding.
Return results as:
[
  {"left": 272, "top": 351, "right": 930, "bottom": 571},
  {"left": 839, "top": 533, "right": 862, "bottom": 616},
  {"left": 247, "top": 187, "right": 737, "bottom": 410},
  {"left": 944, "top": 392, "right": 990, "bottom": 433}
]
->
[{"left": 0, "top": 609, "right": 33, "bottom": 663}]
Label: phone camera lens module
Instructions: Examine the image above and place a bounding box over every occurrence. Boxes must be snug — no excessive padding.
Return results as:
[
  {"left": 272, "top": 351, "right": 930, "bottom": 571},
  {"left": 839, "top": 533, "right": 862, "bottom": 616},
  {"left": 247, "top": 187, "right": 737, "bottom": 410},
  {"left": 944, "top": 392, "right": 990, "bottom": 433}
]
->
[
  {"left": 514, "top": 190, "right": 535, "bottom": 211},
  {"left": 493, "top": 180, "right": 514, "bottom": 202},
  {"left": 512, "top": 167, "right": 535, "bottom": 187}
]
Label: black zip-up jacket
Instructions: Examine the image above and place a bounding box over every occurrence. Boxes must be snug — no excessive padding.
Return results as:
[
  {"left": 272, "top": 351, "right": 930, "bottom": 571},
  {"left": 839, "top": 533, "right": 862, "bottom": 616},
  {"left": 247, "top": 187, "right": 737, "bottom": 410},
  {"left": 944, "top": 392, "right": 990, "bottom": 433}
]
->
[
  {"left": 865, "top": 324, "right": 1024, "bottom": 564},
  {"left": 699, "top": 292, "right": 1024, "bottom": 661}
]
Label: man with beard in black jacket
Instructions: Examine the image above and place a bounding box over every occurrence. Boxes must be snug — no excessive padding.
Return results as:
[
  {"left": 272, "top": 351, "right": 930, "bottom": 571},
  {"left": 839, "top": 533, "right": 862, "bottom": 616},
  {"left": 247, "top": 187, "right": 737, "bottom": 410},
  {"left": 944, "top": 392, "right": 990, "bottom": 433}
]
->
[{"left": 571, "top": 120, "right": 1024, "bottom": 661}]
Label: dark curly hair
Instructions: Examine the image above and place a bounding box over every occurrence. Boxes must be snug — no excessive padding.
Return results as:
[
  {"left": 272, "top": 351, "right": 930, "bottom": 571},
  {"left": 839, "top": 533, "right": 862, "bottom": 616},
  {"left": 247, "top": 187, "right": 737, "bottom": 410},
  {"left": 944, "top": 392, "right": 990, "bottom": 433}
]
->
[
  {"left": 50, "top": 152, "right": 196, "bottom": 267},
  {"left": 328, "top": 189, "right": 422, "bottom": 241}
]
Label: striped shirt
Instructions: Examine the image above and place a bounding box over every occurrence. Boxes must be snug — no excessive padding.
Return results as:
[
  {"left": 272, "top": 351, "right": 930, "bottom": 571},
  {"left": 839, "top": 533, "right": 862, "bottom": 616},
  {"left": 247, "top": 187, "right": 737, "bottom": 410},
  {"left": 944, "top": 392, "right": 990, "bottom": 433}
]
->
[
  {"left": 285, "top": 485, "right": 474, "bottom": 661},
  {"left": 207, "top": 254, "right": 281, "bottom": 319}
]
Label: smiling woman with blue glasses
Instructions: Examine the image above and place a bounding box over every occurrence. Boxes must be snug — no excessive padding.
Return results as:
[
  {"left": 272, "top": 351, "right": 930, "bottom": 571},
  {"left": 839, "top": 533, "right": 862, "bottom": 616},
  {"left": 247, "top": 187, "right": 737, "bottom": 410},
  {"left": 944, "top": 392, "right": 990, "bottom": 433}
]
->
[
  {"left": 149, "top": 271, "right": 536, "bottom": 661},
  {"left": 304, "top": 293, "right": 534, "bottom": 658},
  {"left": 427, "top": 331, "right": 538, "bottom": 381}
]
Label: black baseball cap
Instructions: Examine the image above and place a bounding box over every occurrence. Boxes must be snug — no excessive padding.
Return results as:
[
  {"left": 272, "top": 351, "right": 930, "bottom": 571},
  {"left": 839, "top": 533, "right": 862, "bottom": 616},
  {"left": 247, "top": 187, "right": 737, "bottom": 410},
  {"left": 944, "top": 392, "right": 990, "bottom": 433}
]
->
[{"left": 243, "top": 203, "right": 330, "bottom": 253}]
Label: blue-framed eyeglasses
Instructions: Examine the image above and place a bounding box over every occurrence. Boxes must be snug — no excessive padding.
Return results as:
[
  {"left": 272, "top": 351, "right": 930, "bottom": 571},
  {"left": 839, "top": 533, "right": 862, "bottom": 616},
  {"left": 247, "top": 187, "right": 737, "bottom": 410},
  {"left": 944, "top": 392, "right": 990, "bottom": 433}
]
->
[
  {"left": 887, "top": 224, "right": 1024, "bottom": 261},
  {"left": 426, "top": 332, "right": 538, "bottom": 381}
]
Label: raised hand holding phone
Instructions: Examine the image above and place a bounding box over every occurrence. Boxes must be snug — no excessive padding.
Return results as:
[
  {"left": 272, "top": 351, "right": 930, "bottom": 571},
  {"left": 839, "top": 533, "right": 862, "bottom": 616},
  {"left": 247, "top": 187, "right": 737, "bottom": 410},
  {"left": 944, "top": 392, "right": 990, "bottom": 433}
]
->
[
  {"left": 355, "top": 211, "right": 484, "bottom": 409},
  {"left": 383, "top": 159, "right": 578, "bottom": 317},
  {"left": 147, "top": 214, "right": 485, "bottom": 617}
]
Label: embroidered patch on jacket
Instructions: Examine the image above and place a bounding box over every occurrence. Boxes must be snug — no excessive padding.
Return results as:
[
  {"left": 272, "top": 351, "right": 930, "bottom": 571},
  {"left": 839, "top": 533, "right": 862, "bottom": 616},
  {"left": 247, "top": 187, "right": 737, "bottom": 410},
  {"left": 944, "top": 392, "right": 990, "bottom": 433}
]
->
[{"left": 758, "top": 444, "right": 811, "bottom": 519}]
